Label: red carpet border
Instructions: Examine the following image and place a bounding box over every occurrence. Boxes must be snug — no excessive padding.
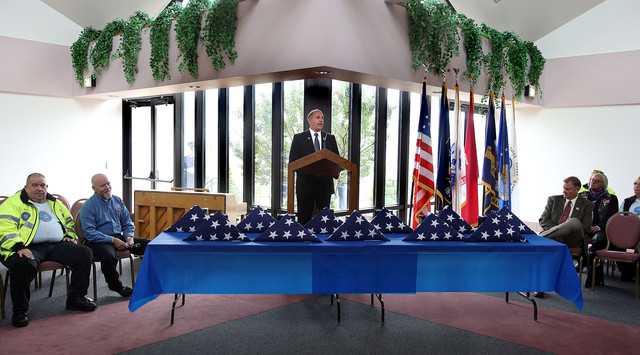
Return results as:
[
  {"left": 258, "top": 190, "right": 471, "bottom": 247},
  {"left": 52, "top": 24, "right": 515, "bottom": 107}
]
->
[
  {"left": 2, "top": 292, "right": 640, "bottom": 354},
  {"left": 343, "top": 293, "right": 640, "bottom": 355},
  {"left": 0, "top": 294, "right": 315, "bottom": 354}
]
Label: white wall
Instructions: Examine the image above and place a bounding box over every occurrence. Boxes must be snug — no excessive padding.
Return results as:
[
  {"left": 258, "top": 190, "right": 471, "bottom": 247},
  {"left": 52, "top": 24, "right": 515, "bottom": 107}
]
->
[
  {"left": 0, "top": 93, "right": 122, "bottom": 204},
  {"left": 514, "top": 104, "right": 640, "bottom": 223}
]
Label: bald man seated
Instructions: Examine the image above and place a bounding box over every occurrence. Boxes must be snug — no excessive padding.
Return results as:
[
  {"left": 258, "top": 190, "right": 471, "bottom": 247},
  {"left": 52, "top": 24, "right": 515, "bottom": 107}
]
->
[{"left": 79, "top": 174, "right": 149, "bottom": 298}]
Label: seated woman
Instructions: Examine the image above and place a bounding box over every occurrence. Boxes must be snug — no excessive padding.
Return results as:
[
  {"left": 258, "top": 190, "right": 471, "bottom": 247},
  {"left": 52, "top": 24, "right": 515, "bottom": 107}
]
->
[{"left": 580, "top": 172, "right": 618, "bottom": 287}]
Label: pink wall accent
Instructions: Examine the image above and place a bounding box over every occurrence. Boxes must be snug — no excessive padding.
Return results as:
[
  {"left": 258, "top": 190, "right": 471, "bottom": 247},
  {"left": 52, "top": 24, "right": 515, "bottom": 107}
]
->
[
  {"left": 2, "top": 0, "right": 637, "bottom": 108},
  {"left": 543, "top": 50, "right": 640, "bottom": 107},
  {"left": 0, "top": 36, "right": 72, "bottom": 97}
]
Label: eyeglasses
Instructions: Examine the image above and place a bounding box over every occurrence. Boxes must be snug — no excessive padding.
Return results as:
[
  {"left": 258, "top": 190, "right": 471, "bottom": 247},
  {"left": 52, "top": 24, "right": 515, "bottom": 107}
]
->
[{"left": 590, "top": 180, "right": 603, "bottom": 183}]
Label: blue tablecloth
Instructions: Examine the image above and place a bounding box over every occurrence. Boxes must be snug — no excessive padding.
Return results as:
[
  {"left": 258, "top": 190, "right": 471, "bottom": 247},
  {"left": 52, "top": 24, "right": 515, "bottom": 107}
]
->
[{"left": 129, "top": 232, "right": 583, "bottom": 312}]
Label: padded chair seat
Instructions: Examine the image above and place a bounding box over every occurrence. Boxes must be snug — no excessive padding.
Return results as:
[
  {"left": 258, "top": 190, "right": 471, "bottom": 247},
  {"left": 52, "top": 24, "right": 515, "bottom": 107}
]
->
[{"left": 595, "top": 250, "right": 640, "bottom": 262}]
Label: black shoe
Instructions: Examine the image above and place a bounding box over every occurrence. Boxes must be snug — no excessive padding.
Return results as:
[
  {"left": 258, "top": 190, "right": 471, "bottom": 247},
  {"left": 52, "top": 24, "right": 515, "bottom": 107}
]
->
[
  {"left": 533, "top": 292, "right": 544, "bottom": 298},
  {"left": 66, "top": 297, "right": 97, "bottom": 311},
  {"left": 586, "top": 264, "right": 605, "bottom": 287},
  {"left": 12, "top": 311, "right": 29, "bottom": 327},
  {"left": 115, "top": 286, "right": 133, "bottom": 298}
]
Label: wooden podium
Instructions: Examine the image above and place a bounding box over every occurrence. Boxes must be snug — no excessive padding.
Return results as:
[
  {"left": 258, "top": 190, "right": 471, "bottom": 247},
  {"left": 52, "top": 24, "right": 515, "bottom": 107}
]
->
[{"left": 287, "top": 149, "right": 357, "bottom": 215}]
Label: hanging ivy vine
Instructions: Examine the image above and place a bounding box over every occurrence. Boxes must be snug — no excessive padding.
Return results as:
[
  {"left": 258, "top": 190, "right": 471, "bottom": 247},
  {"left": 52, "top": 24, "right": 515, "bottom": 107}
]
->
[
  {"left": 406, "top": 0, "right": 459, "bottom": 75},
  {"left": 90, "top": 19, "right": 125, "bottom": 77},
  {"left": 70, "top": 27, "right": 100, "bottom": 85},
  {"left": 456, "top": 13, "right": 482, "bottom": 87},
  {"left": 175, "top": 0, "right": 210, "bottom": 79},
  {"left": 479, "top": 24, "right": 506, "bottom": 95},
  {"left": 525, "top": 41, "right": 546, "bottom": 98},
  {"left": 202, "top": 0, "right": 238, "bottom": 71},
  {"left": 150, "top": 4, "right": 183, "bottom": 82},
  {"left": 503, "top": 31, "right": 527, "bottom": 98},
  {"left": 113, "top": 11, "right": 152, "bottom": 84}
]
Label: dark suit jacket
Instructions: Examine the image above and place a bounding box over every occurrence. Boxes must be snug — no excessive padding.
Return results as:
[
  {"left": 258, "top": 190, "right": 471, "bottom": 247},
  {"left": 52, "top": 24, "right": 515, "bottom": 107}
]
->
[
  {"left": 539, "top": 195, "right": 594, "bottom": 235},
  {"left": 289, "top": 130, "right": 339, "bottom": 196}
]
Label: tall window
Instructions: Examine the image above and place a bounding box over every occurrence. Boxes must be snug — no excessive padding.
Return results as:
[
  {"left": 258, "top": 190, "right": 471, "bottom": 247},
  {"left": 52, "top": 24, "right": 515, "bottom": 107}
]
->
[
  {"left": 205, "top": 88, "right": 219, "bottom": 192},
  {"left": 131, "top": 106, "right": 151, "bottom": 193},
  {"left": 385, "top": 88, "right": 400, "bottom": 205},
  {"left": 254, "top": 83, "right": 273, "bottom": 207},
  {"left": 359, "top": 84, "right": 376, "bottom": 208},
  {"left": 282, "top": 80, "right": 304, "bottom": 210},
  {"left": 228, "top": 86, "right": 244, "bottom": 201},
  {"left": 182, "top": 91, "right": 195, "bottom": 188},
  {"left": 331, "top": 80, "right": 350, "bottom": 211}
]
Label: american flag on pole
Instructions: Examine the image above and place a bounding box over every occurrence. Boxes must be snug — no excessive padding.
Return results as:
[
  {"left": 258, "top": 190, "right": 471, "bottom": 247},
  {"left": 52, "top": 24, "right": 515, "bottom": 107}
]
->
[{"left": 411, "top": 79, "right": 435, "bottom": 228}]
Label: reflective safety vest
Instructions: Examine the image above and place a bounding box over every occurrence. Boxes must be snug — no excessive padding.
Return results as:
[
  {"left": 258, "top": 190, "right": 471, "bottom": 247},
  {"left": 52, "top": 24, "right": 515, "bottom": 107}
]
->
[{"left": 0, "top": 190, "right": 76, "bottom": 260}]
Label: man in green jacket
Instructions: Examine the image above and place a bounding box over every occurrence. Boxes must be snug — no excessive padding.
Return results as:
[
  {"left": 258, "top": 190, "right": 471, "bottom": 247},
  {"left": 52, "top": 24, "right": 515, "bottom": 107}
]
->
[{"left": 0, "top": 173, "right": 96, "bottom": 327}]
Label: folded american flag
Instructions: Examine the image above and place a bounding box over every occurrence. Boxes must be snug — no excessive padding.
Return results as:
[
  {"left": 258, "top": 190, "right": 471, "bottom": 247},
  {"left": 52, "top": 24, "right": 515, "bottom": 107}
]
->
[
  {"left": 438, "top": 205, "right": 475, "bottom": 234},
  {"left": 236, "top": 206, "right": 277, "bottom": 233},
  {"left": 326, "top": 210, "right": 389, "bottom": 241},
  {"left": 165, "top": 205, "right": 210, "bottom": 233},
  {"left": 466, "top": 213, "right": 528, "bottom": 242},
  {"left": 183, "top": 211, "right": 249, "bottom": 242},
  {"left": 496, "top": 206, "right": 537, "bottom": 235},
  {"left": 253, "top": 215, "right": 321, "bottom": 242},
  {"left": 403, "top": 213, "right": 464, "bottom": 241},
  {"left": 370, "top": 207, "right": 413, "bottom": 233},
  {"left": 304, "top": 207, "right": 343, "bottom": 234}
]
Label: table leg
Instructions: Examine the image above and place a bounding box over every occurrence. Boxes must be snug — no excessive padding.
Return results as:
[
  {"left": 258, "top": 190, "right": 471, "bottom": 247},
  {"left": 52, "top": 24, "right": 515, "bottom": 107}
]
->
[
  {"left": 170, "top": 293, "right": 185, "bottom": 325},
  {"left": 505, "top": 292, "right": 538, "bottom": 321}
]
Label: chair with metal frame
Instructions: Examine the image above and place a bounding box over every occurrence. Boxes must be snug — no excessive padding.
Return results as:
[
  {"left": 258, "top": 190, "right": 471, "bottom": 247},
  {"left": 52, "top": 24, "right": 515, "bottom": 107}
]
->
[
  {"left": 591, "top": 212, "right": 640, "bottom": 299},
  {"left": 74, "top": 208, "right": 135, "bottom": 301}
]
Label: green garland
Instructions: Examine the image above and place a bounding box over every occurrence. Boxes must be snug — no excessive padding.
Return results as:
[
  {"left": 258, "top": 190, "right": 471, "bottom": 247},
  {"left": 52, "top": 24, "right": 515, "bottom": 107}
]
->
[
  {"left": 525, "top": 41, "right": 546, "bottom": 98},
  {"left": 90, "top": 19, "right": 125, "bottom": 77},
  {"left": 113, "top": 11, "right": 152, "bottom": 84},
  {"left": 406, "top": 0, "right": 459, "bottom": 75},
  {"left": 175, "top": 0, "right": 210, "bottom": 79},
  {"left": 202, "top": 0, "right": 238, "bottom": 71},
  {"left": 479, "top": 24, "right": 505, "bottom": 95},
  {"left": 150, "top": 4, "right": 183, "bottom": 82},
  {"left": 456, "top": 13, "right": 482, "bottom": 86},
  {"left": 503, "top": 31, "right": 527, "bottom": 98},
  {"left": 70, "top": 27, "right": 100, "bottom": 85},
  {"left": 407, "top": 0, "right": 546, "bottom": 98}
]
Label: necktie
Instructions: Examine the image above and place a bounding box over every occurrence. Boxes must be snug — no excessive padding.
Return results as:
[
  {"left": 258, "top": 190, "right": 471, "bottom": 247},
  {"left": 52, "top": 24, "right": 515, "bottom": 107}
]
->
[
  {"left": 558, "top": 200, "right": 572, "bottom": 224},
  {"left": 314, "top": 133, "right": 320, "bottom": 151}
]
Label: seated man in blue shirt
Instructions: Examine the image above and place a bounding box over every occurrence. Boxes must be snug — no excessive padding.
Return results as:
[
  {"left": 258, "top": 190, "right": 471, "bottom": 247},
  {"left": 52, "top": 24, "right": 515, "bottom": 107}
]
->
[{"left": 80, "top": 173, "right": 149, "bottom": 297}]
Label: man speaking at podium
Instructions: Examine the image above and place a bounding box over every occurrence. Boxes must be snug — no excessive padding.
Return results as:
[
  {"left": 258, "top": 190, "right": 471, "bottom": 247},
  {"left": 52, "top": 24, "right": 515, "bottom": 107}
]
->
[{"left": 289, "top": 109, "right": 340, "bottom": 225}]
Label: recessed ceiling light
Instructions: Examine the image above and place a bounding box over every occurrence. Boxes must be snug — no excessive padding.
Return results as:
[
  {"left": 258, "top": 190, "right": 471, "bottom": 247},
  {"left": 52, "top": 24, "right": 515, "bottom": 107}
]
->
[
  {"left": 107, "top": 95, "right": 118, "bottom": 98},
  {"left": 315, "top": 70, "right": 332, "bottom": 75},
  {"left": 189, "top": 85, "right": 201, "bottom": 89}
]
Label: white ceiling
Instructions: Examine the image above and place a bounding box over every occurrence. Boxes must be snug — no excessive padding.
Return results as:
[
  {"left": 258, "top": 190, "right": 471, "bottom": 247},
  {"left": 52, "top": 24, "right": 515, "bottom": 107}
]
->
[{"left": 41, "top": 0, "right": 171, "bottom": 29}]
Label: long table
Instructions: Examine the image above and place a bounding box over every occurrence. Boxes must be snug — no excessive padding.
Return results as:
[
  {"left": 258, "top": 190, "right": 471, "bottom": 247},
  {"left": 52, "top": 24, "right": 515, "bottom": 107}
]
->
[{"left": 129, "top": 232, "right": 583, "bottom": 315}]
